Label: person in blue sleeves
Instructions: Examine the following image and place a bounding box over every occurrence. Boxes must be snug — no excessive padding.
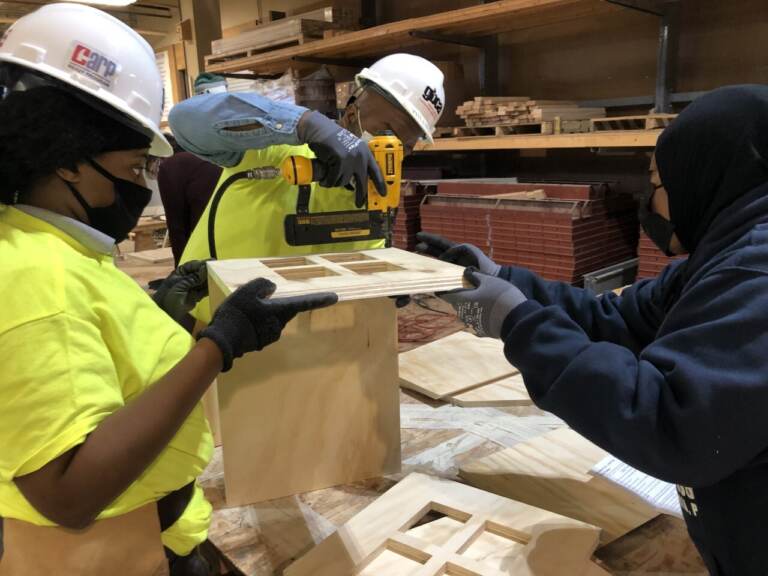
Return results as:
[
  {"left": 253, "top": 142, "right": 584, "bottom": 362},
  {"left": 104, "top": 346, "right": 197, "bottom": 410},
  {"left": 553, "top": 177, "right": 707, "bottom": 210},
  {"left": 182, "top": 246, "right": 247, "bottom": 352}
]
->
[{"left": 417, "top": 85, "right": 768, "bottom": 575}]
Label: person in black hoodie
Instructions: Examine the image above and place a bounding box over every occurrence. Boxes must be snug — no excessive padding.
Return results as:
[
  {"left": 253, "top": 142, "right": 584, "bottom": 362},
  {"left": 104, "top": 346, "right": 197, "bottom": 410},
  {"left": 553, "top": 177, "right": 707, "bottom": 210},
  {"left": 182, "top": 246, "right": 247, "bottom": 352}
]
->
[{"left": 416, "top": 84, "right": 768, "bottom": 575}]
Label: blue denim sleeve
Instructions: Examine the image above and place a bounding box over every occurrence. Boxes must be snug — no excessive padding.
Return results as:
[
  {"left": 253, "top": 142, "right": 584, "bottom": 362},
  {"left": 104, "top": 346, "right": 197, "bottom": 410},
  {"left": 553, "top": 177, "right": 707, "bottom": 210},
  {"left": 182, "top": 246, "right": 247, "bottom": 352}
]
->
[{"left": 168, "top": 93, "right": 308, "bottom": 167}]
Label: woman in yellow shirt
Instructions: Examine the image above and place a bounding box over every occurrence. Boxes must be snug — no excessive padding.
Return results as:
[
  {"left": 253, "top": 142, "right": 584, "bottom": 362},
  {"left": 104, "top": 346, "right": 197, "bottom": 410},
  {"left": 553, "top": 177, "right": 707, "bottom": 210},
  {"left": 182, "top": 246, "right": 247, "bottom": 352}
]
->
[{"left": 0, "top": 5, "right": 336, "bottom": 575}]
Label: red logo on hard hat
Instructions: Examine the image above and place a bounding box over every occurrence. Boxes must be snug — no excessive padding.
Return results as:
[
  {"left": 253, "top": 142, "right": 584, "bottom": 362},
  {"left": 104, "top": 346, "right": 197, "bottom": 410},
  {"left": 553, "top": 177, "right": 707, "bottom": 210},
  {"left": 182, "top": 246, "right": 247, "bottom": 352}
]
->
[{"left": 67, "top": 42, "right": 120, "bottom": 89}]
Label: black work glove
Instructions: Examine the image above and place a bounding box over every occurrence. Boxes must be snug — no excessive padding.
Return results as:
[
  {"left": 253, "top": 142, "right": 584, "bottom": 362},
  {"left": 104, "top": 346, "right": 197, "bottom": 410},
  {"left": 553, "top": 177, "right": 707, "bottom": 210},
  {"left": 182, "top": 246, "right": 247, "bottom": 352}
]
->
[
  {"left": 152, "top": 260, "right": 209, "bottom": 325},
  {"left": 198, "top": 278, "right": 338, "bottom": 372},
  {"left": 297, "top": 110, "right": 386, "bottom": 208},
  {"left": 440, "top": 267, "right": 526, "bottom": 338},
  {"left": 416, "top": 232, "right": 501, "bottom": 276}
]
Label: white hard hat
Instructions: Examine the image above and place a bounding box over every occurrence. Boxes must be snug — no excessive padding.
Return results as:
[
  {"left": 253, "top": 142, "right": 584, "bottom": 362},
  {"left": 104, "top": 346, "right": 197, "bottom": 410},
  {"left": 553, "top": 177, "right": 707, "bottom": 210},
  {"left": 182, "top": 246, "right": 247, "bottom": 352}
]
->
[
  {"left": 356, "top": 54, "right": 445, "bottom": 144},
  {"left": 0, "top": 3, "right": 171, "bottom": 156}
]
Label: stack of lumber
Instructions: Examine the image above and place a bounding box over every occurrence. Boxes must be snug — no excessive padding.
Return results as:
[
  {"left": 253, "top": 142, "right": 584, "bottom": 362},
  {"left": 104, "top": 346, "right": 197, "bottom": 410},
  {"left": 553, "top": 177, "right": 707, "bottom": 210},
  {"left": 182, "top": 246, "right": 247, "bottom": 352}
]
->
[
  {"left": 420, "top": 181, "right": 638, "bottom": 285},
  {"left": 453, "top": 97, "right": 605, "bottom": 136},
  {"left": 637, "top": 230, "right": 685, "bottom": 278},
  {"left": 207, "top": 7, "right": 354, "bottom": 65}
]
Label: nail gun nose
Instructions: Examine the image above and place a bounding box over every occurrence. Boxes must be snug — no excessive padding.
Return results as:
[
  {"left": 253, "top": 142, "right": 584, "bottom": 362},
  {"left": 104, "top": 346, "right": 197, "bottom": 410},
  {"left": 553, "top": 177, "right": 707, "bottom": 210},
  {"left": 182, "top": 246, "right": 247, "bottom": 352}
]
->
[{"left": 247, "top": 167, "right": 282, "bottom": 180}]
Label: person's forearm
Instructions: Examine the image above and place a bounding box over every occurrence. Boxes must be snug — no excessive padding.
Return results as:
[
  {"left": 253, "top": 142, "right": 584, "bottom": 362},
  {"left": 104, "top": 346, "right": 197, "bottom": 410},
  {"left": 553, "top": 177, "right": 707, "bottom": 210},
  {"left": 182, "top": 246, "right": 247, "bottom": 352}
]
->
[
  {"left": 16, "top": 338, "right": 223, "bottom": 528},
  {"left": 168, "top": 93, "right": 308, "bottom": 166}
]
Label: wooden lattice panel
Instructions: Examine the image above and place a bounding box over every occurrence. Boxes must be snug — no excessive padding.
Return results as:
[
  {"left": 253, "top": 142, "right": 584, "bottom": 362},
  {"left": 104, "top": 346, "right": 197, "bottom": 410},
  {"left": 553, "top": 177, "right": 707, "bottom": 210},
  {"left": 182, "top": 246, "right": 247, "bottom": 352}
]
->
[
  {"left": 206, "top": 248, "right": 466, "bottom": 302},
  {"left": 285, "top": 473, "right": 609, "bottom": 576}
]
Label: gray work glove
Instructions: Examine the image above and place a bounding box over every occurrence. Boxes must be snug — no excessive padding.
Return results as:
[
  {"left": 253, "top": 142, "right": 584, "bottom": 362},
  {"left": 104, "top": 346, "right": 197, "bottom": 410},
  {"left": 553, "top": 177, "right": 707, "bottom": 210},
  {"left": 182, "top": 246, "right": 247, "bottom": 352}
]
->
[
  {"left": 415, "top": 232, "right": 501, "bottom": 276},
  {"left": 152, "top": 260, "right": 209, "bottom": 325},
  {"left": 297, "top": 110, "right": 386, "bottom": 207},
  {"left": 198, "top": 278, "right": 338, "bottom": 372},
  {"left": 440, "top": 267, "right": 526, "bottom": 338}
]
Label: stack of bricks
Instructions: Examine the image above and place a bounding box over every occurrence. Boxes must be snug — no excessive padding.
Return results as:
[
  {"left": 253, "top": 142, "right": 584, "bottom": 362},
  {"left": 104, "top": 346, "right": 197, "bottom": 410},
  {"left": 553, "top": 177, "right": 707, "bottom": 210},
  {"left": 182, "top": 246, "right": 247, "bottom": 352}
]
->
[
  {"left": 637, "top": 231, "right": 686, "bottom": 278},
  {"left": 391, "top": 181, "right": 433, "bottom": 251},
  {"left": 419, "top": 181, "right": 638, "bottom": 285}
]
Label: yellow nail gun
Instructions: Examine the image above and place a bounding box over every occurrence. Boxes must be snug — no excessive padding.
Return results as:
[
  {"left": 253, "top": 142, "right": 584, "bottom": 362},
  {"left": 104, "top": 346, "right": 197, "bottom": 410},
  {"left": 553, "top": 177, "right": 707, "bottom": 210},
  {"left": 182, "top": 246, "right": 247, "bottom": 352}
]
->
[
  {"left": 279, "top": 131, "right": 403, "bottom": 247},
  {"left": 205, "top": 132, "right": 402, "bottom": 259}
]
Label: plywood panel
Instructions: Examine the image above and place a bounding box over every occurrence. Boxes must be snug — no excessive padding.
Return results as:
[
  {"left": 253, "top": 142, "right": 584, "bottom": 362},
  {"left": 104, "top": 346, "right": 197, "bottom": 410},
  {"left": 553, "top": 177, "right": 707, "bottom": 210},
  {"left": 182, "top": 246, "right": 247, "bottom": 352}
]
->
[
  {"left": 214, "top": 297, "right": 400, "bottom": 505},
  {"left": 285, "top": 472, "right": 604, "bottom": 576},
  {"left": 207, "top": 248, "right": 465, "bottom": 302},
  {"left": 460, "top": 428, "right": 658, "bottom": 544},
  {"left": 450, "top": 373, "right": 532, "bottom": 408},
  {"left": 399, "top": 332, "right": 518, "bottom": 399}
]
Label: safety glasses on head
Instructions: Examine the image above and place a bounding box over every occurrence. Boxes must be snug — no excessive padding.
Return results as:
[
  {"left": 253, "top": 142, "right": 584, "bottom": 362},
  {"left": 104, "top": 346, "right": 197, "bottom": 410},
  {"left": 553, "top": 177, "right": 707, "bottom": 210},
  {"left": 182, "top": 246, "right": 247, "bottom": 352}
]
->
[{"left": 353, "top": 85, "right": 425, "bottom": 153}]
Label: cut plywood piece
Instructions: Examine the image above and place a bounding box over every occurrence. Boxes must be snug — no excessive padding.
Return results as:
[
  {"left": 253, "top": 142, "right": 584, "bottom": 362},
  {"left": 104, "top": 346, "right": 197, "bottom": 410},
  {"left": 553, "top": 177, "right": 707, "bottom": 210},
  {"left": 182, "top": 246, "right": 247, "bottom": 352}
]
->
[
  {"left": 210, "top": 287, "right": 400, "bottom": 505},
  {"left": 459, "top": 428, "right": 658, "bottom": 544},
  {"left": 449, "top": 373, "right": 532, "bottom": 407},
  {"left": 399, "top": 331, "right": 518, "bottom": 399},
  {"left": 285, "top": 472, "right": 604, "bottom": 576},
  {"left": 589, "top": 456, "right": 682, "bottom": 518},
  {"left": 206, "top": 248, "right": 465, "bottom": 302},
  {"left": 124, "top": 247, "right": 174, "bottom": 264}
]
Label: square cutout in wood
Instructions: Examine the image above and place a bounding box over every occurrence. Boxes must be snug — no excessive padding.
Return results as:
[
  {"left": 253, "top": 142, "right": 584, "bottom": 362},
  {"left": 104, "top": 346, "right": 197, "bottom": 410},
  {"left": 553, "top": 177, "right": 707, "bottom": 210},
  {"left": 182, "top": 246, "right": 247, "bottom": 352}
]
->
[
  {"left": 360, "top": 539, "right": 431, "bottom": 576},
  {"left": 459, "top": 523, "right": 528, "bottom": 572},
  {"left": 322, "top": 253, "right": 376, "bottom": 263},
  {"left": 405, "top": 504, "right": 471, "bottom": 547},
  {"left": 273, "top": 266, "right": 339, "bottom": 281},
  {"left": 344, "top": 261, "right": 405, "bottom": 275},
  {"left": 263, "top": 256, "right": 312, "bottom": 268}
]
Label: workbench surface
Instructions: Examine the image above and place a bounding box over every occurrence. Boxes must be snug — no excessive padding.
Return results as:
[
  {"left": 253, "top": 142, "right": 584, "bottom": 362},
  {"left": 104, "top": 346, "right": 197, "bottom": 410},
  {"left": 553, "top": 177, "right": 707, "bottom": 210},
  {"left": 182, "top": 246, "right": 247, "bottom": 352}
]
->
[{"left": 118, "top": 257, "right": 706, "bottom": 576}]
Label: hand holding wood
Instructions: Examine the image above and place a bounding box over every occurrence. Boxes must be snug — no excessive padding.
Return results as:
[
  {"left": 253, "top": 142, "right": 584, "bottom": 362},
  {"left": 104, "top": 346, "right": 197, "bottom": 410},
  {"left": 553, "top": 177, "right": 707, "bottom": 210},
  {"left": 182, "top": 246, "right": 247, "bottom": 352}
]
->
[{"left": 198, "top": 278, "right": 338, "bottom": 371}]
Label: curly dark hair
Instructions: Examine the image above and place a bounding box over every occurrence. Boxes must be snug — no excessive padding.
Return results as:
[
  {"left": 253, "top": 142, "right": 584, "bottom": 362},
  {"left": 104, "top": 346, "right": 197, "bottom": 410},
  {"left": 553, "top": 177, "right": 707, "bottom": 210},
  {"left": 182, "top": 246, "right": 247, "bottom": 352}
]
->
[{"left": 0, "top": 86, "right": 151, "bottom": 203}]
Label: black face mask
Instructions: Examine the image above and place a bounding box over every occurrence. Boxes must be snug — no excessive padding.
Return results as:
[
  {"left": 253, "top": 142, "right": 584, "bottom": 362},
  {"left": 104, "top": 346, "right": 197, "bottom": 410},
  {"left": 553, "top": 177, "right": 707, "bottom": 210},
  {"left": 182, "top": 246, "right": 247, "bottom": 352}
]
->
[
  {"left": 64, "top": 159, "right": 152, "bottom": 243},
  {"left": 638, "top": 183, "right": 677, "bottom": 257}
]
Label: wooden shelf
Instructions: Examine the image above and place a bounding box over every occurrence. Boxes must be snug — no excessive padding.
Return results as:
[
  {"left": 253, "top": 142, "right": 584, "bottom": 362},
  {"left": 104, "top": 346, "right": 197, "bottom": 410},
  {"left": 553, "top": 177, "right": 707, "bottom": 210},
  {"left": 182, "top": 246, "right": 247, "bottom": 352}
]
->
[
  {"left": 415, "top": 130, "right": 661, "bottom": 151},
  {"left": 206, "top": 0, "right": 619, "bottom": 74}
]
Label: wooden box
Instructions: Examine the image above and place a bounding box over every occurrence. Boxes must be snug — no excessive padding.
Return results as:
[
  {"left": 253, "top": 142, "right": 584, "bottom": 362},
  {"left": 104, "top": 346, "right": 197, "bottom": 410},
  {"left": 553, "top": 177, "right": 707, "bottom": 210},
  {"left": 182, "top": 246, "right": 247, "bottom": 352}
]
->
[{"left": 207, "top": 248, "right": 465, "bottom": 505}]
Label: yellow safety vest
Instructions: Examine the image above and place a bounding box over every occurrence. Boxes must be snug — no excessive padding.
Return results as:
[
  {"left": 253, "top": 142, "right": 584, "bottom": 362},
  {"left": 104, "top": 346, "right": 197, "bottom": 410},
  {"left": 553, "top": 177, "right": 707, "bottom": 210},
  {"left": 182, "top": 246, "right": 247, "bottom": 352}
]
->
[
  {"left": 181, "top": 144, "right": 385, "bottom": 322},
  {"left": 0, "top": 206, "right": 213, "bottom": 556}
]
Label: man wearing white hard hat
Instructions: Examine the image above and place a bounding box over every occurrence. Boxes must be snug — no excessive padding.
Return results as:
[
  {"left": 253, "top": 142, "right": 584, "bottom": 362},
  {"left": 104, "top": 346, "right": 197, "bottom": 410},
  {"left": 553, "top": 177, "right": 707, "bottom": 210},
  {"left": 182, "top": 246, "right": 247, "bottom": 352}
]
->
[
  {"left": 169, "top": 53, "right": 446, "bottom": 324},
  {"left": 0, "top": 4, "right": 338, "bottom": 575}
]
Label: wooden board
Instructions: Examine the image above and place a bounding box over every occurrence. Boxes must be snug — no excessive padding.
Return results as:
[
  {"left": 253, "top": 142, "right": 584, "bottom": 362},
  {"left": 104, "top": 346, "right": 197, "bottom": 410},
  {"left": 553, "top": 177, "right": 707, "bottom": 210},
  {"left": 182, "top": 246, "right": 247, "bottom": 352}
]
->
[
  {"left": 416, "top": 130, "right": 661, "bottom": 152},
  {"left": 398, "top": 332, "right": 518, "bottom": 400},
  {"left": 459, "top": 428, "right": 658, "bottom": 544},
  {"left": 206, "top": 0, "right": 619, "bottom": 75},
  {"left": 285, "top": 472, "right": 605, "bottom": 576},
  {"left": 206, "top": 19, "right": 334, "bottom": 65},
  {"left": 210, "top": 7, "right": 347, "bottom": 55},
  {"left": 124, "top": 247, "right": 174, "bottom": 265},
  {"left": 590, "top": 114, "right": 677, "bottom": 132},
  {"left": 210, "top": 267, "right": 401, "bottom": 505},
  {"left": 449, "top": 373, "right": 532, "bottom": 408},
  {"left": 206, "top": 248, "right": 466, "bottom": 302}
]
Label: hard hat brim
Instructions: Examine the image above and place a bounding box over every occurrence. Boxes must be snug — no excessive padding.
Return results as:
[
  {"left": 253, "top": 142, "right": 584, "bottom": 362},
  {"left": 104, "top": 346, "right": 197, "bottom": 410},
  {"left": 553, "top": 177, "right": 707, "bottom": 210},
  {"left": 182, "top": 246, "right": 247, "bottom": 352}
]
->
[{"left": 0, "top": 54, "right": 172, "bottom": 157}]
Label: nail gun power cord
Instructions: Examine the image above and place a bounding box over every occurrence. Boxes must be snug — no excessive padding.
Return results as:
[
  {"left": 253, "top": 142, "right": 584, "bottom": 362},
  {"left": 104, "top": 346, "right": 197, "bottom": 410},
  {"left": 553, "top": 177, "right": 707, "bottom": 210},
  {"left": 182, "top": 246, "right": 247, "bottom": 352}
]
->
[{"left": 206, "top": 170, "right": 257, "bottom": 260}]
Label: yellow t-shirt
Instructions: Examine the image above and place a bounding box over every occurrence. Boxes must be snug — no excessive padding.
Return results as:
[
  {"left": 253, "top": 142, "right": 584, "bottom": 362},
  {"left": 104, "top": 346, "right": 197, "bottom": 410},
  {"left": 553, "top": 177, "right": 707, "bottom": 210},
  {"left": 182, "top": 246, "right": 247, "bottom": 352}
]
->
[
  {"left": 0, "top": 206, "right": 213, "bottom": 555},
  {"left": 180, "top": 144, "right": 385, "bottom": 322}
]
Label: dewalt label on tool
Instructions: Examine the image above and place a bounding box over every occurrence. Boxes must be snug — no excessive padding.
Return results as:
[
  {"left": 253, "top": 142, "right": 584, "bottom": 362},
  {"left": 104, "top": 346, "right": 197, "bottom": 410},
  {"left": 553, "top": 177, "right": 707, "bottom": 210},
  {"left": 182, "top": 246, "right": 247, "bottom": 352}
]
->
[
  {"left": 332, "top": 229, "right": 371, "bottom": 239},
  {"left": 386, "top": 153, "right": 395, "bottom": 176},
  {"left": 310, "top": 213, "right": 369, "bottom": 225}
]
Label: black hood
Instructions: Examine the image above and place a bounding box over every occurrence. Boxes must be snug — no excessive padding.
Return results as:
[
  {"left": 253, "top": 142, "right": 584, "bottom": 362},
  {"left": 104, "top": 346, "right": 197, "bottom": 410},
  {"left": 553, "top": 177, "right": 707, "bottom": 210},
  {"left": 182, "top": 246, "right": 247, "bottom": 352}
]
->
[{"left": 655, "top": 85, "right": 768, "bottom": 253}]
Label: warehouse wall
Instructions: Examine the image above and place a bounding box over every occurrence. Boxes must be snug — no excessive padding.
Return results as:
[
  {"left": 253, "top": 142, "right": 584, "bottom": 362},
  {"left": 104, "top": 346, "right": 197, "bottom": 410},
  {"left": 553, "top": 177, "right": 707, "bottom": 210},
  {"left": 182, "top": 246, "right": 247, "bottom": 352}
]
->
[{"left": 494, "top": 0, "right": 768, "bottom": 100}]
